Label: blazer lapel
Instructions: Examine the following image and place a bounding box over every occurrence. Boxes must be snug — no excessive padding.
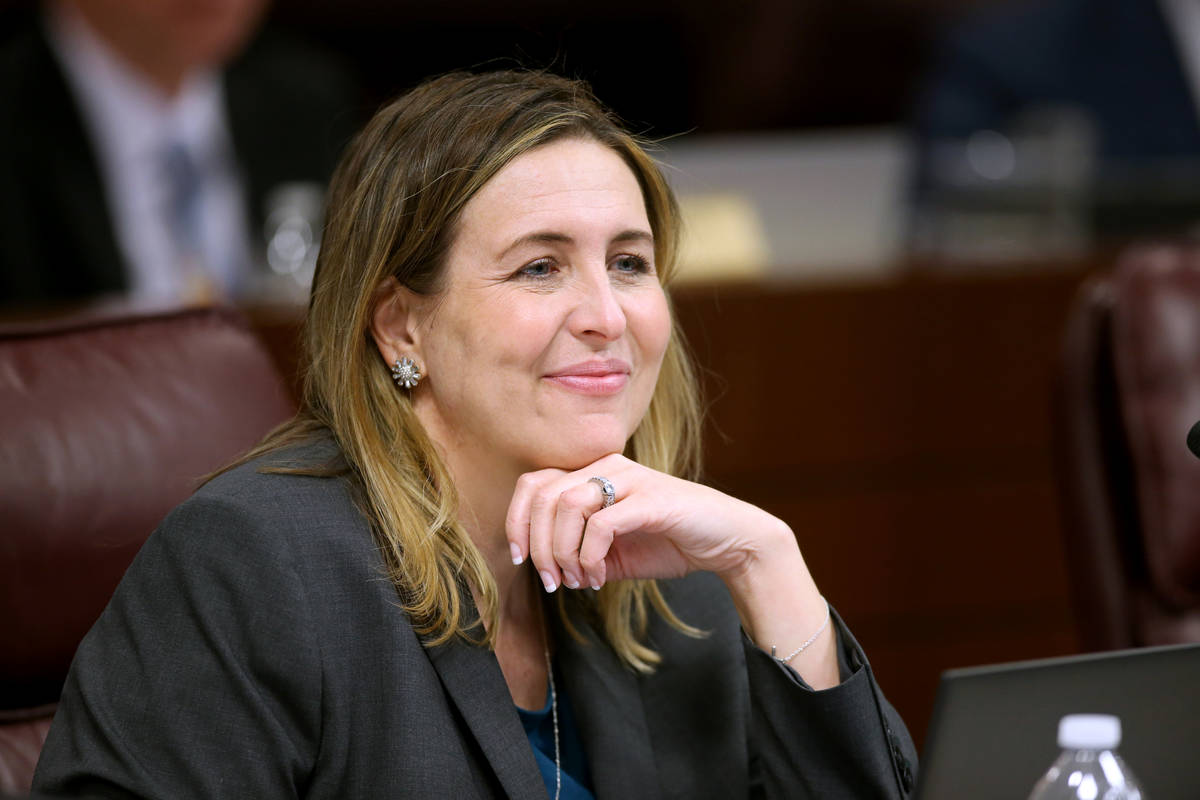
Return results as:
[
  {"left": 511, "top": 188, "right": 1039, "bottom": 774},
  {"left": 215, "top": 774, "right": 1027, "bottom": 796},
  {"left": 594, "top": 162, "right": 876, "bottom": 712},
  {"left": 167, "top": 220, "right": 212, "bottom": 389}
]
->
[
  {"left": 424, "top": 615, "right": 547, "bottom": 799},
  {"left": 553, "top": 598, "right": 662, "bottom": 800}
]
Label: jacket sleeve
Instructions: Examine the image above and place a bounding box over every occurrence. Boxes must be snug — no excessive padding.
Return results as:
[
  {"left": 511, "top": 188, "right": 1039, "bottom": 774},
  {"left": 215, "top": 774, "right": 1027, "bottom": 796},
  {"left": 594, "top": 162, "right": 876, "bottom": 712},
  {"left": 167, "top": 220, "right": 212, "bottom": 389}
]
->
[
  {"left": 745, "top": 608, "right": 918, "bottom": 799},
  {"left": 32, "top": 494, "right": 323, "bottom": 799}
]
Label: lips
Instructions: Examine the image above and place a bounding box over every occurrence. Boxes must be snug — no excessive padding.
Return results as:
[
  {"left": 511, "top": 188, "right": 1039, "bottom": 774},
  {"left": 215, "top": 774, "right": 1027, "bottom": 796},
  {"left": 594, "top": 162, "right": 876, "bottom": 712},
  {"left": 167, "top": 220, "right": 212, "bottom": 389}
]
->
[{"left": 544, "top": 359, "right": 631, "bottom": 395}]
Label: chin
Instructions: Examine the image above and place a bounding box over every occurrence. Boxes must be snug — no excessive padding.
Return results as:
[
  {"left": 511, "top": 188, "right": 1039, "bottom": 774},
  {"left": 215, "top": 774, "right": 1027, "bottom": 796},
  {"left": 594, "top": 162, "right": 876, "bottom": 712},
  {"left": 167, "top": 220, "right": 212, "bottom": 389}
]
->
[{"left": 532, "top": 433, "right": 629, "bottom": 472}]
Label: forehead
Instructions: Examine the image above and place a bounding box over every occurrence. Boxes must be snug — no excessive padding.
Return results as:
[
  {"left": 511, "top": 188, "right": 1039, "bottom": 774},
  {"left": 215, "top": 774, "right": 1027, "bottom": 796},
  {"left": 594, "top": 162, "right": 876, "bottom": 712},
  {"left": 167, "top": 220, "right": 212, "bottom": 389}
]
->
[{"left": 457, "top": 138, "right": 650, "bottom": 246}]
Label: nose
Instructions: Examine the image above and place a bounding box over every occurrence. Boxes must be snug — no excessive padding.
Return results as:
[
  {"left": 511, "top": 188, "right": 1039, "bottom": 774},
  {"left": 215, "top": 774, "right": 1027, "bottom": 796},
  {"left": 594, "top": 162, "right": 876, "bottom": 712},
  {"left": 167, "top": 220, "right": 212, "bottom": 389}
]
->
[{"left": 568, "top": 270, "right": 627, "bottom": 343}]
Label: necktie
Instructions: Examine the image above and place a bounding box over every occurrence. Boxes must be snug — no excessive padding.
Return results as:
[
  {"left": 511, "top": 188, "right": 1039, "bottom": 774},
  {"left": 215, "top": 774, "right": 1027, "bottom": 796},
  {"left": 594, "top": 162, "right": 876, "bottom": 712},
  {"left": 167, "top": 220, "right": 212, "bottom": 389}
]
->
[{"left": 161, "top": 141, "right": 216, "bottom": 303}]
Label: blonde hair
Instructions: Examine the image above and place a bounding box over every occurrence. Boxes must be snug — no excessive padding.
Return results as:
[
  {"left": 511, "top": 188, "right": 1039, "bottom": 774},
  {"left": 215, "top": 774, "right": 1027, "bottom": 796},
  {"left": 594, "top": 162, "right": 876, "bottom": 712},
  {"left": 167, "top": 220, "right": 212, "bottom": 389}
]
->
[{"left": 241, "top": 71, "right": 703, "bottom": 671}]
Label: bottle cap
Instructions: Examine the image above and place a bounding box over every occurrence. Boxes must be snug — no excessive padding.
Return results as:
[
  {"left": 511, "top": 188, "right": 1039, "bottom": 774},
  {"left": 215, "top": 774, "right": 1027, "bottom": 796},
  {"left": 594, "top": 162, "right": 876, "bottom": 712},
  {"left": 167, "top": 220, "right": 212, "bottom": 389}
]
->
[{"left": 1057, "top": 714, "right": 1121, "bottom": 749}]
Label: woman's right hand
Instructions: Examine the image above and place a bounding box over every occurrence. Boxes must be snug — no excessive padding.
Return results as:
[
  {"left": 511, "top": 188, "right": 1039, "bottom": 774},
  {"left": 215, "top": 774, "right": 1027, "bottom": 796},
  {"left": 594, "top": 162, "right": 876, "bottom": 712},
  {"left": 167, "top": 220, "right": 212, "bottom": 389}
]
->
[
  {"left": 504, "top": 452, "right": 794, "bottom": 593},
  {"left": 505, "top": 452, "right": 840, "bottom": 689}
]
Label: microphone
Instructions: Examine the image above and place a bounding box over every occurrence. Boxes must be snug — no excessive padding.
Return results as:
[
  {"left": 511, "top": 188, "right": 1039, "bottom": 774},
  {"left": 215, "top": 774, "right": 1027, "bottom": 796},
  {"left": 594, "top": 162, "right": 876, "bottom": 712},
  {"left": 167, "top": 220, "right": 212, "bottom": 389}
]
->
[{"left": 1188, "top": 420, "right": 1200, "bottom": 459}]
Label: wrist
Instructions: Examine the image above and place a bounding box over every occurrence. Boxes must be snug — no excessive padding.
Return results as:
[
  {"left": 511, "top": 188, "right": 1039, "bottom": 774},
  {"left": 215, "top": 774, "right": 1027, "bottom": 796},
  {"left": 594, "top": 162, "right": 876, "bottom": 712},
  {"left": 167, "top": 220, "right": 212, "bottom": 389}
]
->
[
  {"left": 719, "top": 523, "right": 820, "bottom": 638},
  {"left": 769, "top": 597, "right": 830, "bottom": 664},
  {"left": 720, "top": 521, "right": 810, "bottom": 604},
  {"left": 718, "top": 514, "right": 799, "bottom": 590},
  {"left": 718, "top": 524, "right": 839, "bottom": 688}
]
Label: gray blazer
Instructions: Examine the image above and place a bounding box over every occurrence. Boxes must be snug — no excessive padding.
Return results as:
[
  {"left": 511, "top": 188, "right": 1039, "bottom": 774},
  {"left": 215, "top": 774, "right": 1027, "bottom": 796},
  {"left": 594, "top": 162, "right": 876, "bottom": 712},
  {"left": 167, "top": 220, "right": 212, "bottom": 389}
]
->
[{"left": 33, "top": 440, "right": 917, "bottom": 798}]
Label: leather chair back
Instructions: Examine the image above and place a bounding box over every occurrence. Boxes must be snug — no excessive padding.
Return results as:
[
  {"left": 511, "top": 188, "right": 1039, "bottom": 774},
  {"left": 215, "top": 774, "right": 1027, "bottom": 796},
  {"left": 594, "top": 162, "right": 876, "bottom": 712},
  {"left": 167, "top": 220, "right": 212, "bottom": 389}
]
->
[
  {"left": 1055, "top": 245, "right": 1200, "bottom": 652},
  {"left": 0, "top": 306, "right": 295, "bottom": 794}
]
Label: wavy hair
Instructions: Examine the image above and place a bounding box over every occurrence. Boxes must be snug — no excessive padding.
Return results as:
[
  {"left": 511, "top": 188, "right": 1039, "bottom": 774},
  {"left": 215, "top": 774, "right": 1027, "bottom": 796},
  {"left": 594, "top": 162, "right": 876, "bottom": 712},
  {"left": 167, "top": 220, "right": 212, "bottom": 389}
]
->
[{"left": 239, "top": 70, "right": 703, "bottom": 671}]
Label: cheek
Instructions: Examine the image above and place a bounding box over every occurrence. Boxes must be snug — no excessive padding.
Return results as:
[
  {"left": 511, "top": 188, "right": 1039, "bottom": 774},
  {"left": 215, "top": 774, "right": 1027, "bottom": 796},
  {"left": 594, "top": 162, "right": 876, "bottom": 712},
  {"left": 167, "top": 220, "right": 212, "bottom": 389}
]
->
[
  {"left": 631, "top": 291, "right": 672, "bottom": 368},
  {"left": 431, "top": 296, "right": 559, "bottom": 385},
  {"left": 474, "top": 302, "right": 563, "bottom": 380}
]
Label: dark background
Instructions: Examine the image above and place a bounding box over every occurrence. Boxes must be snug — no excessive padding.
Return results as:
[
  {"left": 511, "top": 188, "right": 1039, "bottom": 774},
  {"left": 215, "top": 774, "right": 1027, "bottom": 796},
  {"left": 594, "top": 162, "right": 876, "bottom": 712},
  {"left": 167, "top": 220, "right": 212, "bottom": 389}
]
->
[{"left": 2, "top": 0, "right": 979, "bottom": 136}]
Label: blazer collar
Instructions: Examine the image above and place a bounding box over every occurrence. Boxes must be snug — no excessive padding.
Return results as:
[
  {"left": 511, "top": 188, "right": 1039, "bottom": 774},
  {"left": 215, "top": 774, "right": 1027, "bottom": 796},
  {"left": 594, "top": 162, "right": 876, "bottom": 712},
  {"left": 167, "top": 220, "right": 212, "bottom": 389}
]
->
[
  {"left": 424, "top": 589, "right": 662, "bottom": 800},
  {"left": 424, "top": 626, "right": 548, "bottom": 800}
]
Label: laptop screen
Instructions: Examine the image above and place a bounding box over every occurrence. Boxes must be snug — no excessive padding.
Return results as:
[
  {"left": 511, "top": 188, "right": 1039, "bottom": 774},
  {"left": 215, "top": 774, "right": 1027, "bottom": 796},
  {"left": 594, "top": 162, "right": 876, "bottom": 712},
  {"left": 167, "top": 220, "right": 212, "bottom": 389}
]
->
[{"left": 915, "top": 642, "right": 1200, "bottom": 799}]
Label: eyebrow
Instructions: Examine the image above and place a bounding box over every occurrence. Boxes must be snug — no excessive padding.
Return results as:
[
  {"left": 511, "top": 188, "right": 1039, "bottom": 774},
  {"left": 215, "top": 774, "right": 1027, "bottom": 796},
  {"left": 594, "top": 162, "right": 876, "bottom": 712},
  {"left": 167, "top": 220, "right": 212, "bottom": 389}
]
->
[{"left": 497, "top": 229, "right": 654, "bottom": 260}]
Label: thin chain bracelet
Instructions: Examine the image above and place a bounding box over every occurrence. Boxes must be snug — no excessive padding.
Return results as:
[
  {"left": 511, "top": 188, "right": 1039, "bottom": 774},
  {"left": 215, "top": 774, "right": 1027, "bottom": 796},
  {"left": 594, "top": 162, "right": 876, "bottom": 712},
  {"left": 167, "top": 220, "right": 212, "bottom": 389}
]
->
[{"left": 770, "top": 597, "right": 831, "bottom": 665}]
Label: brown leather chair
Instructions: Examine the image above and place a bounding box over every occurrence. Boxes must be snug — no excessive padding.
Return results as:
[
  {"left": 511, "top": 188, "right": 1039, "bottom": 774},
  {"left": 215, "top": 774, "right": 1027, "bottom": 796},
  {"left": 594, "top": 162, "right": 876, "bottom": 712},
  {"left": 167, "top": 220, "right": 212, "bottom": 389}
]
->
[
  {"left": 0, "top": 306, "right": 295, "bottom": 795},
  {"left": 1055, "top": 244, "right": 1200, "bottom": 653}
]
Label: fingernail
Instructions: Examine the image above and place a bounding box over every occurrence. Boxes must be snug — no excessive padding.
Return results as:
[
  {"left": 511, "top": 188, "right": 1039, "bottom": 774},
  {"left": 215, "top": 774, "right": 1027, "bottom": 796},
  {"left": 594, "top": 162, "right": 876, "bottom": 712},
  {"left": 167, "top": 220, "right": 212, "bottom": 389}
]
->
[
  {"left": 563, "top": 571, "right": 580, "bottom": 590},
  {"left": 539, "top": 571, "right": 557, "bottom": 593},
  {"left": 510, "top": 543, "right": 523, "bottom": 565},
  {"left": 591, "top": 582, "right": 602, "bottom": 591}
]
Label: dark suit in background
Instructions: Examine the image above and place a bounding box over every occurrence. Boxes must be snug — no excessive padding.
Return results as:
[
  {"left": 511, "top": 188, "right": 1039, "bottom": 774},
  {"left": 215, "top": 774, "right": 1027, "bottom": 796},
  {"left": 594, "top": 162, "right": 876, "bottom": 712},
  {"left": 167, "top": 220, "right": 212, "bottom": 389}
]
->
[
  {"left": 32, "top": 439, "right": 919, "bottom": 798},
  {"left": 910, "top": 0, "right": 1200, "bottom": 221},
  {"left": 0, "top": 21, "right": 359, "bottom": 307},
  {"left": 913, "top": 0, "right": 1200, "bottom": 158}
]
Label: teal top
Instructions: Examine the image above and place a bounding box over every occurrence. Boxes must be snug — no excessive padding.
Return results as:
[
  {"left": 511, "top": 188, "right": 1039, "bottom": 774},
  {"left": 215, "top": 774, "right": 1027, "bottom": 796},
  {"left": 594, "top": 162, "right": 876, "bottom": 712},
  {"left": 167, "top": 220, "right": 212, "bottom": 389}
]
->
[{"left": 516, "top": 661, "right": 595, "bottom": 799}]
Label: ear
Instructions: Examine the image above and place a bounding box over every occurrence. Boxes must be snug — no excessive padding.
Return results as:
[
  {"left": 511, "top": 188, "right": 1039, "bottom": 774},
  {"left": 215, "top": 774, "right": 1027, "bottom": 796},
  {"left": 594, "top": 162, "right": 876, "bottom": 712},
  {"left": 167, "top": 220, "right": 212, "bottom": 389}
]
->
[{"left": 370, "top": 276, "right": 426, "bottom": 369}]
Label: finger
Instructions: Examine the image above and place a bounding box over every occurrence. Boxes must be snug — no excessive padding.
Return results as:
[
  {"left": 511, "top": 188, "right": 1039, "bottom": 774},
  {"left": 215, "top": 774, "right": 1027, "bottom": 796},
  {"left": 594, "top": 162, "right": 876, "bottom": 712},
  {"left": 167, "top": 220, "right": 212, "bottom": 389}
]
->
[
  {"left": 579, "top": 504, "right": 620, "bottom": 590},
  {"left": 552, "top": 483, "right": 599, "bottom": 589},
  {"left": 571, "top": 459, "right": 634, "bottom": 589},
  {"left": 505, "top": 469, "right": 561, "bottom": 568},
  {"left": 528, "top": 478, "right": 565, "bottom": 593},
  {"left": 579, "top": 489, "right": 677, "bottom": 588},
  {"left": 531, "top": 453, "right": 632, "bottom": 591}
]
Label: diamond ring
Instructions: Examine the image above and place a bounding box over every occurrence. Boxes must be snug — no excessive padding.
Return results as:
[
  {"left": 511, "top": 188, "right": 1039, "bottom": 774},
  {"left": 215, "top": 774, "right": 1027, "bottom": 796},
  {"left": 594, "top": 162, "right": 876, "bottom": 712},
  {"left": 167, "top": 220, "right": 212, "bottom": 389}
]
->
[{"left": 588, "top": 476, "right": 615, "bottom": 508}]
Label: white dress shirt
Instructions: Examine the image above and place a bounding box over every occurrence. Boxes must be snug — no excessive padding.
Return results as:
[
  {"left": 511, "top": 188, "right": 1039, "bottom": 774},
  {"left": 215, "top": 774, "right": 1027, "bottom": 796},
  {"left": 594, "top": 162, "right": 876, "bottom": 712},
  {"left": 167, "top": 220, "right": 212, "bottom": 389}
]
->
[{"left": 45, "top": 4, "right": 254, "bottom": 303}]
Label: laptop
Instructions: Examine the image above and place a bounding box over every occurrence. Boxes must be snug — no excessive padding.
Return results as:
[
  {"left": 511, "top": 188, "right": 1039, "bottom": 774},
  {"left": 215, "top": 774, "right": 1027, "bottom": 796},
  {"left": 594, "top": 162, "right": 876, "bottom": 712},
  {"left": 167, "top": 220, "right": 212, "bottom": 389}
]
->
[{"left": 915, "top": 642, "right": 1200, "bottom": 799}]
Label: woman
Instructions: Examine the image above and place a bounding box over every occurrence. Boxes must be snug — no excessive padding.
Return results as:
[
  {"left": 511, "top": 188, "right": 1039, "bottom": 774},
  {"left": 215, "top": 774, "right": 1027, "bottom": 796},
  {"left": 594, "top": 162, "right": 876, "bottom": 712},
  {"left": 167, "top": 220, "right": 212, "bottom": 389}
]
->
[{"left": 34, "top": 71, "right": 917, "bottom": 798}]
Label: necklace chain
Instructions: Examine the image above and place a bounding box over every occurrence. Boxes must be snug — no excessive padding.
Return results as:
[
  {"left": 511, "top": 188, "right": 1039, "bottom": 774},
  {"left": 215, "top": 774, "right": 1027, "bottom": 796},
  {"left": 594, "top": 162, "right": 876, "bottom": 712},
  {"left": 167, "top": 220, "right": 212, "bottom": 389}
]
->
[
  {"left": 540, "top": 603, "right": 561, "bottom": 800},
  {"left": 544, "top": 642, "right": 561, "bottom": 800}
]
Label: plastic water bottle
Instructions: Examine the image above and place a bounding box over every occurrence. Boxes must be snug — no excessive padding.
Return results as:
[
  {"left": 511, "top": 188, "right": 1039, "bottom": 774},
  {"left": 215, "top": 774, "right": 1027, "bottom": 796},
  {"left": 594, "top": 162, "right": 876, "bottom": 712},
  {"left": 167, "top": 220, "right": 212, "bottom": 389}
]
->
[{"left": 1028, "top": 714, "right": 1145, "bottom": 799}]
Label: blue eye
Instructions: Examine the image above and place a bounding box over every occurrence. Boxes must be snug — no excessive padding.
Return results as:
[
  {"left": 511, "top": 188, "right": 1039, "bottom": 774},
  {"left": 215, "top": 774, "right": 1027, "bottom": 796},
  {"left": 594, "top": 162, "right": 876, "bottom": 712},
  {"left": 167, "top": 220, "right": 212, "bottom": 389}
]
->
[
  {"left": 612, "top": 254, "right": 651, "bottom": 274},
  {"left": 518, "top": 259, "right": 555, "bottom": 279}
]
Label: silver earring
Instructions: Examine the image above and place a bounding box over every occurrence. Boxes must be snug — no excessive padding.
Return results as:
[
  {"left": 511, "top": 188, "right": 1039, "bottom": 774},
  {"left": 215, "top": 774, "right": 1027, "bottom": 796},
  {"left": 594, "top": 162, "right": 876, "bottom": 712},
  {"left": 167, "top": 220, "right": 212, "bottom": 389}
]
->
[{"left": 390, "top": 356, "right": 422, "bottom": 389}]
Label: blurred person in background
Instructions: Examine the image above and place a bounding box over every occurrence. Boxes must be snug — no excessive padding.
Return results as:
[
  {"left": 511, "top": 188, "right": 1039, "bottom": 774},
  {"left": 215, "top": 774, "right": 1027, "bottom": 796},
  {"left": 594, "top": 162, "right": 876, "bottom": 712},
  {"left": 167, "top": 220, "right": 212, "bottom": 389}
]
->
[
  {"left": 909, "top": 0, "right": 1200, "bottom": 257},
  {"left": 0, "top": 0, "right": 359, "bottom": 309}
]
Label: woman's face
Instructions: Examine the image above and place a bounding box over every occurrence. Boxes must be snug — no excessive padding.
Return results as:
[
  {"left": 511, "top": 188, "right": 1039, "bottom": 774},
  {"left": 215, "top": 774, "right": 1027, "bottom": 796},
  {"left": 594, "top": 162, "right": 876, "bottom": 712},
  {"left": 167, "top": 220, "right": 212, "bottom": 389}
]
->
[{"left": 403, "top": 137, "right": 670, "bottom": 481}]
